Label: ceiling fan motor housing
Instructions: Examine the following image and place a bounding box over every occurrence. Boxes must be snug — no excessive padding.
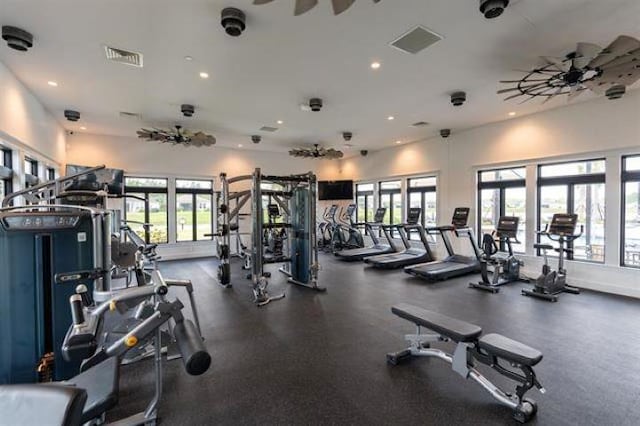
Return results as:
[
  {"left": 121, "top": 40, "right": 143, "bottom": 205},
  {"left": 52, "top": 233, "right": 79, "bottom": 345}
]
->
[
  {"left": 2, "top": 26, "right": 33, "bottom": 51},
  {"left": 64, "top": 110, "right": 81, "bottom": 122},
  {"left": 450, "top": 91, "right": 466, "bottom": 106},
  {"left": 606, "top": 85, "right": 626, "bottom": 100},
  {"left": 479, "top": 0, "right": 509, "bottom": 19},
  {"left": 221, "top": 8, "right": 246, "bottom": 37},
  {"left": 309, "top": 98, "right": 323, "bottom": 112}
]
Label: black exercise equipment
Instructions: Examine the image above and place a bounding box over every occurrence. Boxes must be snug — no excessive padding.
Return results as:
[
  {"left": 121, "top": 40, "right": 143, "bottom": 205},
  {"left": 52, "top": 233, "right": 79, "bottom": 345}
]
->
[
  {"left": 318, "top": 204, "right": 338, "bottom": 251},
  {"left": 334, "top": 207, "right": 397, "bottom": 261},
  {"left": 522, "top": 213, "right": 582, "bottom": 302},
  {"left": 469, "top": 216, "right": 524, "bottom": 293},
  {"left": 330, "top": 203, "right": 364, "bottom": 252},
  {"left": 364, "top": 207, "right": 434, "bottom": 269},
  {"left": 387, "top": 303, "right": 545, "bottom": 423},
  {"left": 404, "top": 207, "right": 481, "bottom": 281}
]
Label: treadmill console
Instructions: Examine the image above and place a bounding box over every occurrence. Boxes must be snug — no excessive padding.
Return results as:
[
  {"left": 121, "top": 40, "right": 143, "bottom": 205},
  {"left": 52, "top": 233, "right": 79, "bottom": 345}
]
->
[
  {"left": 548, "top": 213, "right": 578, "bottom": 236},
  {"left": 267, "top": 204, "right": 280, "bottom": 218},
  {"left": 496, "top": 216, "right": 519, "bottom": 238},
  {"left": 406, "top": 208, "right": 422, "bottom": 225},
  {"left": 451, "top": 207, "right": 470, "bottom": 228},
  {"left": 345, "top": 204, "right": 356, "bottom": 216},
  {"left": 373, "top": 207, "right": 386, "bottom": 223}
]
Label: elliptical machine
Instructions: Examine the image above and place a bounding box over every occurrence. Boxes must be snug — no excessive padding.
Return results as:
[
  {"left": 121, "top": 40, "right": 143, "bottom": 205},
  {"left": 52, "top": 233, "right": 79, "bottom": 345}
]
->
[
  {"left": 264, "top": 203, "right": 286, "bottom": 257},
  {"left": 330, "top": 204, "right": 364, "bottom": 252},
  {"left": 469, "top": 216, "right": 524, "bottom": 293},
  {"left": 318, "top": 205, "right": 338, "bottom": 251},
  {"left": 522, "top": 213, "right": 582, "bottom": 302}
]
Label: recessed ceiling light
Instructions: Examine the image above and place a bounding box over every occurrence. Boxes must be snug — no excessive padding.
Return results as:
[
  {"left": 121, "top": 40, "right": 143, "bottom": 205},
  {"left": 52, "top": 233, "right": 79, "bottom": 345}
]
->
[
  {"left": 184, "top": 56, "right": 193, "bottom": 61},
  {"left": 238, "top": 144, "right": 243, "bottom": 148},
  {"left": 371, "top": 61, "right": 381, "bottom": 70},
  {"left": 47, "top": 81, "right": 58, "bottom": 87},
  {"left": 199, "top": 72, "right": 209, "bottom": 79},
  {"left": 388, "top": 116, "right": 395, "bottom": 121},
  {"left": 80, "top": 126, "right": 86, "bottom": 130},
  {"left": 277, "top": 120, "right": 283, "bottom": 125},
  {"left": 395, "top": 140, "right": 402, "bottom": 144},
  {"left": 508, "top": 111, "right": 516, "bottom": 116}
]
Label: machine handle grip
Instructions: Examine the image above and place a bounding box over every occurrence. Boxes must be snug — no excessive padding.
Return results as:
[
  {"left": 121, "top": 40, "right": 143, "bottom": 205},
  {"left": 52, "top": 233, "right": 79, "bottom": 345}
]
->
[
  {"left": 69, "top": 295, "right": 85, "bottom": 326},
  {"left": 173, "top": 320, "right": 211, "bottom": 376},
  {"left": 75, "top": 284, "right": 93, "bottom": 307}
]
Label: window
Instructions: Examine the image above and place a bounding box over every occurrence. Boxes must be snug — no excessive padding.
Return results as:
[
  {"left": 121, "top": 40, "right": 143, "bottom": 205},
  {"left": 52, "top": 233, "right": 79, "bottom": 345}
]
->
[
  {"left": 24, "top": 157, "right": 38, "bottom": 188},
  {"left": 537, "top": 159, "right": 605, "bottom": 262},
  {"left": 176, "top": 179, "right": 213, "bottom": 242},
  {"left": 0, "top": 147, "right": 12, "bottom": 200},
  {"left": 622, "top": 155, "right": 640, "bottom": 268},
  {"left": 477, "top": 167, "right": 526, "bottom": 251},
  {"left": 356, "top": 183, "right": 375, "bottom": 224},
  {"left": 124, "top": 177, "right": 168, "bottom": 244},
  {"left": 379, "top": 180, "right": 402, "bottom": 237},
  {"left": 47, "top": 167, "right": 56, "bottom": 181},
  {"left": 407, "top": 177, "right": 437, "bottom": 240}
]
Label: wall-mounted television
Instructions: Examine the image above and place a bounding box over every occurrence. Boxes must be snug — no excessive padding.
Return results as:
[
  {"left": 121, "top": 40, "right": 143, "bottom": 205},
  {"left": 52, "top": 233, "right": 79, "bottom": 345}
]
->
[
  {"left": 65, "top": 164, "right": 124, "bottom": 195},
  {"left": 318, "top": 180, "right": 354, "bottom": 200}
]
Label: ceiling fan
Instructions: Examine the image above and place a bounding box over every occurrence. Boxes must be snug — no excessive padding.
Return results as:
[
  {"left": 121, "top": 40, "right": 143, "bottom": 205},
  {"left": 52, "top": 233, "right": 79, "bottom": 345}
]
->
[
  {"left": 136, "top": 125, "right": 216, "bottom": 147},
  {"left": 289, "top": 144, "right": 344, "bottom": 159},
  {"left": 253, "top": 0, "right": 381, "bottom": 16},
  {"left": 498, "top": 35, "right": 640, "bottom": 104}
]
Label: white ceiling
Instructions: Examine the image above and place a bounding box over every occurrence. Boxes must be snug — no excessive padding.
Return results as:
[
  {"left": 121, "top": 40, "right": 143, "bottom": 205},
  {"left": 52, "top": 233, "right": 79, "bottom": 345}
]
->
[{"left": 1, "top": 0, "right": 639, "bottom": 154}]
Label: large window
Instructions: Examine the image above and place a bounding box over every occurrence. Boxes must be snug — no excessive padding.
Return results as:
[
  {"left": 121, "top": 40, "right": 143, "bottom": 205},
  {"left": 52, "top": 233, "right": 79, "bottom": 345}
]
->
[
  {"left": 176, "top": 179, "right": 213, "bottom": 242},
  {"left": 622, "top": 155, "right": 640, "bottom": 268},
  {"left": 0, "top": 147, "right": 12, "bottom": 200},
  {"left": 408, "top": 177, "right": 437, "bottom": 240},
  {"left": 24, "top": 157, "right": 39, "bottom": 188},
  {"left": 537, "top": 159, "right": 605, "bottom": 262},
  {"left": 356, "top": 183, "right": 375, "bottom": 224},
  {"left": 379, "top": 180, "right": 402, "bottom": 237},
  {"left": 124, "top": 177, "right": 168, "bottom": 244},
  {"left": 477, "top": 167, "right": 526, "bottom": 251}
]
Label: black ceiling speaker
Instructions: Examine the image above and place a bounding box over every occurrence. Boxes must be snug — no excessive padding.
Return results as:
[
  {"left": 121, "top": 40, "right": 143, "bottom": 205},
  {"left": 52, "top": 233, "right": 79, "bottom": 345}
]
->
[
  {"left": 309, "top": 98, "right": 323, "bottom": 112},
  {"left": 342, "top": 132, "right": 353, "bottom": 141},
  {"left": 221, "top": 8, "right": 246, "bottom": 37},
  {"left": 64, "top": 110, "right": 81, "bottom": 122},
  {"left": 360, "top": 150, "right": 368, "bottom": 156},
  {"left": 605, "top": 85, "right": 625, "bottom": 100},
  {"left": 479, "top": 0, "right": 509, "bottom": 19},
  {"left": 450, "top": 91, "right": 466, "bottom": 107},
  {"left": 2, "top": 26, "right": 33, "bottom": 51},
  {"left": 181, "top": 104, "right": 195, "bottom": 117},
  {"left": 440, "top": 129, "right": 451, "bottom": 138},
  {"left": 251, "top": 135, "right": 261, "bottom": 144}
]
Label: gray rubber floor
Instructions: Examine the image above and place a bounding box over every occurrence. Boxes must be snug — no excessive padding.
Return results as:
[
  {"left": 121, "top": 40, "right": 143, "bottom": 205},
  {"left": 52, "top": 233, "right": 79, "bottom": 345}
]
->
[{"left": 110, "top": 254, "right": 640, "bottom": 425}]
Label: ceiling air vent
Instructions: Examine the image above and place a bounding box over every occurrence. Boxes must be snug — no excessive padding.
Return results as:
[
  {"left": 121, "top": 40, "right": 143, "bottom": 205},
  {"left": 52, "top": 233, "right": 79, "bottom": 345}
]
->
[
  {"left": 104, "top": 45, "right": 143, "bottom": 67},
  {"left": 412, "top": 121, "right": 430, "bottom": 127},
  {"left": 119, "top": 111, "right": 141, "bottom": 119},
  {"left": 260, "top": 126, "right": 278, "bottom": 132},
  {"left": 390, "top": 26, "right": 442, "bottom": 55}
]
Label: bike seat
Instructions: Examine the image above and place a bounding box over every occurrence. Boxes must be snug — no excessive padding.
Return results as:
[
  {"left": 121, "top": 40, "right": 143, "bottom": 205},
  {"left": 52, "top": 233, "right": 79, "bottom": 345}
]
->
[{"left": 533, "top": 244, "right": 553, "bottom": 251}]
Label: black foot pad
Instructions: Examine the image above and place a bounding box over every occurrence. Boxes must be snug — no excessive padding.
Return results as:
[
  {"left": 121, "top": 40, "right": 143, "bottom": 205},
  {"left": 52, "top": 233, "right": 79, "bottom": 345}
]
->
[{"left": 386, "top": 349, "right": 412, "bottom": 366}]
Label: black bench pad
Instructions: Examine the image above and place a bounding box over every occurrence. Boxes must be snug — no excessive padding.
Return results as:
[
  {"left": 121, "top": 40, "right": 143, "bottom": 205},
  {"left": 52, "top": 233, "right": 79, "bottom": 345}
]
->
[
  {"left": 478, "top": 333, "right": 543, "bottom": 366},
  {"left": 0, "top": 384, "right": 87, "bottom": 426},
  {"left": 391, "top": 303, "right": 482, "bottom": 342},
  {"left": 66, "top": 356, "right": 120, "bottom": 422}
]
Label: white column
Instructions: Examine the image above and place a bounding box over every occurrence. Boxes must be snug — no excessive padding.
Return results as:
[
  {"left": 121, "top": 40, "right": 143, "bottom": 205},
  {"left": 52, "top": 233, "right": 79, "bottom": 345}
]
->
[
  {"left": 604, "top": 154, "right": 621, "bottom": 266},
  {"left": 525, "top": 164, "right": 537, "bottom": 256}
]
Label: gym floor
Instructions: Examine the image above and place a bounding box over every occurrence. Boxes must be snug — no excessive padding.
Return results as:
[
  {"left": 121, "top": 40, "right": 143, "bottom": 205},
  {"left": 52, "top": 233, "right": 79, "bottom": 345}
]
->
[{"left": 111, "top": 254, "right": 640, "bottom": 425}]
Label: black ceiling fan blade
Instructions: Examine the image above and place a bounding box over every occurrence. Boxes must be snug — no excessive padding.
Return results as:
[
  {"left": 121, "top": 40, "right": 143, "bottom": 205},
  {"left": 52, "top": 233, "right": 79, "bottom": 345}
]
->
[
  {"left": 294, "top": 0, "right": 318, "bottom": 15},
  {"left": 332, "top": 0, "right": 356, "bottom": 14}
]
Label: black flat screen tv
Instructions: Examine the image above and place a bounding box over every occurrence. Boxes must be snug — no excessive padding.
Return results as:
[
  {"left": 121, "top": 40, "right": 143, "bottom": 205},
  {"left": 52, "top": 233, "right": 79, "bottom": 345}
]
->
[
  {"left": 65, "top": 164, "right": 124, "bottom": 195},
  {"left": 318, "top": 180, "right": 353, "bottom": 200}
]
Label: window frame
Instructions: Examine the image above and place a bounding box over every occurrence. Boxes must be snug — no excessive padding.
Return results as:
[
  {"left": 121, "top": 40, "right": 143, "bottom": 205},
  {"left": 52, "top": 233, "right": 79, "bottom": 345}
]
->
[
  {"left": 379, "top": 180, "right": 402, "bottom": 237},
  {"left": 477, "top": 167, "right": 526, "bottom": 252},
  {"left": 0, "top": 147, "right": 13, "bottom": 198},
  {"left": 355, "top": 183, "right": 375, "bottom": 224},
  {"left": 407, "top": 176, "right": 437, "bottom": 239},
  {"left": 621, "top": 154, "right": 640, "bottom": 268},
  {"left": 175, "top": 179, "right": 214, "bottom": 242},
  {"left": 536, "top": 158, "right": 606, "bottom": 263},
  {"left": 124, "top": 177, "right": 169, "bottom": 244}
]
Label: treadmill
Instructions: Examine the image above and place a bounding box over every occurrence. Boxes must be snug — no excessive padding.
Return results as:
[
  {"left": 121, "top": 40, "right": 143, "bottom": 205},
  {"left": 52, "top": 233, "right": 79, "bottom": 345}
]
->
[
  {"left": 404, "top": 207, "right": 481, "bottom": 280},
  {"left": 334, "top": 207, "right": 397, "bottom": 261},
  {"left": 364, "top": 207, "right": 435, "bottom": 269}
]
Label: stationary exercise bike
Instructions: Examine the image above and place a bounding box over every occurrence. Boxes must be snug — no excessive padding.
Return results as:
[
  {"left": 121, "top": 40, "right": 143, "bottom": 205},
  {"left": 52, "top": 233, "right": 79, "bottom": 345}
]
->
[
  {"left": 470, "top": 216, "right": 524, "bottom": 293},
  {"left": 522, "top": 213, "right": 582, "bottom": 302}
]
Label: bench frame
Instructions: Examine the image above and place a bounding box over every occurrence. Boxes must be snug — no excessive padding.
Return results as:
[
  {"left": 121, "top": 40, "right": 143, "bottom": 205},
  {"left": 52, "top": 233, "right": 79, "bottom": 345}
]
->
[{"left": 387, "top": 324, "right": 544, "bottom": 423}]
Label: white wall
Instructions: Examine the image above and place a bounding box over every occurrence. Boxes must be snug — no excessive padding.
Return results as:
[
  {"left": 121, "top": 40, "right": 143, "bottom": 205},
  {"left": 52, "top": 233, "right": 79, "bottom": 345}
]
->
[
  {"left": 66, "top": 132, "right": 342, "bottom": 259},
  {"left": 340, "top": 90, "right": 640, "bottom": 298},
  {"left": 0, "top": 60, "right": 65, "bottom": 164}
]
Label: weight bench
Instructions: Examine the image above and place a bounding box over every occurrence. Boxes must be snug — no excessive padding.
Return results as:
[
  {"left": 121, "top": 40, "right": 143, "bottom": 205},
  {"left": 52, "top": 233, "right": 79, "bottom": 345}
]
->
[{"left": 387, "top": 303, "right": 545, "bottom": 423}]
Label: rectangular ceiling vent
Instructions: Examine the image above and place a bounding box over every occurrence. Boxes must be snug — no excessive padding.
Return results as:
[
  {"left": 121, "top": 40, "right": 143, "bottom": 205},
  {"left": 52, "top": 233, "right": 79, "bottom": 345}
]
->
[
  {"left": 412, "top": 121, "right": 430, "bottom": 127},
  {"left": 390, "top": 26, "right": 442, "bottom": 55},
  {"left": 104, "top": 45, "right": 143, "bottom": 67},
  {"left": 119, "top": 111, "right": 141, "bottom": 119},
  {"left": 260, "top": 126, "right": 278, "bottom": 132}
]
